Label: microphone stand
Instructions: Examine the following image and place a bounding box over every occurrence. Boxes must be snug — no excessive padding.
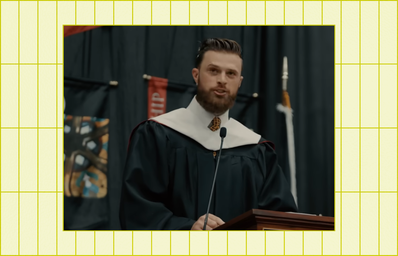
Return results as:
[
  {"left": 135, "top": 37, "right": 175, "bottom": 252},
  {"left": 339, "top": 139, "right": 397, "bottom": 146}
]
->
[{"left": 203, "top": 127, "right": 227, "bottom": 230}]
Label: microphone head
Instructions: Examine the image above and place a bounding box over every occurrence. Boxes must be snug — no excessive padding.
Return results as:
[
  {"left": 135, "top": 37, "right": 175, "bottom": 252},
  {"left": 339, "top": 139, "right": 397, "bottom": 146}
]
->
[{"left": 220, "top": 127, "right": 227, "bottom": 138}]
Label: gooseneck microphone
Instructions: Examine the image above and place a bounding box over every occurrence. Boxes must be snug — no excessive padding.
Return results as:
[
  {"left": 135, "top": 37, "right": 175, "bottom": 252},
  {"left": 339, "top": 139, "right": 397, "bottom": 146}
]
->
[{"left": 203, "top": 127, "right": 227, "bottom": 230}]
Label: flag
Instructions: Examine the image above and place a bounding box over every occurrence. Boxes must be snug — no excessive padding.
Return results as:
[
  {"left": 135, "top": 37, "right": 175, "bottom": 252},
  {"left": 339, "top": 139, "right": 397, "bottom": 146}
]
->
[
  {"left": 64, "top": 76, "right": 110, "bottom": 229},
  {"left": 276, "top": 57, "right": 298, "bottom": 206},
  {"left": 64, "top": 26, "right": 102, "bottom": 37}
]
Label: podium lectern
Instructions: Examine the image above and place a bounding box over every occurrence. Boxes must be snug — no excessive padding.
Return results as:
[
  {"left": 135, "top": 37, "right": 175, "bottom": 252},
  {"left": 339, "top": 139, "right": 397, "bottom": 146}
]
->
[{"left": 214, "top": 209, "right": 334, "bottom": 230}]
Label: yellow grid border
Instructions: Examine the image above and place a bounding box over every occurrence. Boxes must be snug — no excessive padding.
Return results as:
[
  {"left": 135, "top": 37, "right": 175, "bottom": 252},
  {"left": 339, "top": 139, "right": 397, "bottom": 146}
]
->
[
  {"left": 0, "top": 0, "right": 397, "bottom": 255},
  {"left": 0, "top": 0, "right": 1, "bottom": 251},
  {"left": 378, "top": 2, "right": 381, "bottom": 255}
]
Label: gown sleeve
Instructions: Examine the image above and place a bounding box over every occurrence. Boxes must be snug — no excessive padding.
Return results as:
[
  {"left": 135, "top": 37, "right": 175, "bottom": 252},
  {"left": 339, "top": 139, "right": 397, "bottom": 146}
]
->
[
  {"left": 119, "top": 121, "right": 196, "bottom": 230},
  {"left": 257, "top": 142, "right": 298, "bottom": 212}
]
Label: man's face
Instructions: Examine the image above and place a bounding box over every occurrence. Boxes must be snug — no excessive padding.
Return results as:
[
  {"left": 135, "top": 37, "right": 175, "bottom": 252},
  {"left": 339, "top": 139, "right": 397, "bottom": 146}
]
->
[{"left": 192, "top": 51, "right": 243, "bottom": 116}]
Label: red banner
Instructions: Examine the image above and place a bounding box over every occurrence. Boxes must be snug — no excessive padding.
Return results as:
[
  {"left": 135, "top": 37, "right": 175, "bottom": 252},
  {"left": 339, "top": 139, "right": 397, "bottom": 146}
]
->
[
  {"left": 147, "top": 76, "right": 168, "bottom": 118},
  {"left": 64, "top": 26, "right": 101, "bottom": 37}
]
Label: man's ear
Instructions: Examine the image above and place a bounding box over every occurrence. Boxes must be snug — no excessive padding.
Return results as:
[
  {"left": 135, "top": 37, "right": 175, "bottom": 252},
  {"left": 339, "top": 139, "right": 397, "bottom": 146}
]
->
[
  {"left": 192, "top": 68, "right": 199, "bottom": 85},
  {"left": 239, "top": 76, "right": 244, "bottom": 88}
]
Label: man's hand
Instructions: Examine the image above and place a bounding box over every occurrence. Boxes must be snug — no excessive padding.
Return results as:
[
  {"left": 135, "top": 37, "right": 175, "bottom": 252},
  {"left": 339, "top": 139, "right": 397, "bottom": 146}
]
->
[{"left": 191, "top": 214, "right": 225, "bottom": 230}]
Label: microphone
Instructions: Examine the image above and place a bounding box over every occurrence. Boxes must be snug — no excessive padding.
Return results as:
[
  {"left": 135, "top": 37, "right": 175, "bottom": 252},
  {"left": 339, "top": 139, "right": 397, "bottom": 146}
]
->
[{"left": 203, "top": 127, "right": 227, "bottom": 230}]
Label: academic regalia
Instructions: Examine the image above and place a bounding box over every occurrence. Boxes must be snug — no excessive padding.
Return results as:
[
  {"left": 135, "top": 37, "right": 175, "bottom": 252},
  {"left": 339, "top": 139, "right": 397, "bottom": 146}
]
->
[{"left": 119, "top": 96, "right": 297, "bottom": 230}]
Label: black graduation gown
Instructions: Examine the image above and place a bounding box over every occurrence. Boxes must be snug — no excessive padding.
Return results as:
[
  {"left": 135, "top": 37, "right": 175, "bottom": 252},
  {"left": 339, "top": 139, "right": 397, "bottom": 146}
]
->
[{"left": 119, "top": 120, "right": 297, "bottom": 230}]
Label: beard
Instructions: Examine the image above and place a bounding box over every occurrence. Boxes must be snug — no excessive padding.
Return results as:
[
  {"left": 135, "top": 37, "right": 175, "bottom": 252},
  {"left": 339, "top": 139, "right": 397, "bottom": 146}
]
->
[{"left": 196, "top": 77, "right": 237, "bottom": 116}]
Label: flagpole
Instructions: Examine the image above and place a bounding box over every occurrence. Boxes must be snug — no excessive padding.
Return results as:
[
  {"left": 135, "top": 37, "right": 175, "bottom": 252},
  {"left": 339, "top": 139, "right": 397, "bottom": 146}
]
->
[{"left": 276, "top": 57, "right": 298, "bottom": 207}]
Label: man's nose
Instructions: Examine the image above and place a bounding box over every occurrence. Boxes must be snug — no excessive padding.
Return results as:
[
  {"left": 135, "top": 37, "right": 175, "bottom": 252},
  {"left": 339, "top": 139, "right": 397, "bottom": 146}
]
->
[{"left": 218, "top": 72, "right": 227, "bottom": 85}]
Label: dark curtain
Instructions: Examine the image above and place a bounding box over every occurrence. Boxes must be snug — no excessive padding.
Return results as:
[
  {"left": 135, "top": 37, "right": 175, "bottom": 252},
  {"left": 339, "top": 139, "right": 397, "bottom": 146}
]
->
[{"left": 64, "top": 26, "right": 334, "bottom": 230}]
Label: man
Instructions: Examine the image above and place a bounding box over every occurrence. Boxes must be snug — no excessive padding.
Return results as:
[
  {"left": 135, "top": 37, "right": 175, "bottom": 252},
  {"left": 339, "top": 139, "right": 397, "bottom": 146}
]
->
[{"left": 120, "top": 38, "right": 297, "bottom": 230}]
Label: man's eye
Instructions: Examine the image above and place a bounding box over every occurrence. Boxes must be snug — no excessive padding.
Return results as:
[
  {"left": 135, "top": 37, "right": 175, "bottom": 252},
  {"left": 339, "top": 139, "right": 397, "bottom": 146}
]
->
[
  {"left": 210, "top": 69, "right": 218, "bottom": 73},
  {"left": 228, "top": 71, "right": 236, "bottom": 76}
]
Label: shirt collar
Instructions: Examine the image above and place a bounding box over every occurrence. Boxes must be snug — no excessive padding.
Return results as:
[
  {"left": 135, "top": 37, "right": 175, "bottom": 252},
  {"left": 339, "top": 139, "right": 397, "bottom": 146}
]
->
[{"left": 187, "top": 95, "right": 229, "bottom": 129}]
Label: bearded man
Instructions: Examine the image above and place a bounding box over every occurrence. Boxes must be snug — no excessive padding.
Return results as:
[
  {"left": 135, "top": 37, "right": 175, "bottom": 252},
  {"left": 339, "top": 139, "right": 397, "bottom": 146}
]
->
[{"left": 119, "top": 38, "right": 297, "bottom": 230}]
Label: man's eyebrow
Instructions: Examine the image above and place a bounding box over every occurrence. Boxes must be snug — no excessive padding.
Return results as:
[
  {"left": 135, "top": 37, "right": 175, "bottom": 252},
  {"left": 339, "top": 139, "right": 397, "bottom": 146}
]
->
[
  {"left": 207, "top": 64, "right": 238, "bottom": 73},
  {"left": 207, "top": 64, "right": 220, "bottom": 68}
]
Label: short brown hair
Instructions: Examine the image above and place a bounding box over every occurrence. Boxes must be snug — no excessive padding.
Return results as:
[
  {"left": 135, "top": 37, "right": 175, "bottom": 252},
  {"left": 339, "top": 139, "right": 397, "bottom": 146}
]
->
[{"left": 195, "top": 38, "right": 243, "bottom": 69}]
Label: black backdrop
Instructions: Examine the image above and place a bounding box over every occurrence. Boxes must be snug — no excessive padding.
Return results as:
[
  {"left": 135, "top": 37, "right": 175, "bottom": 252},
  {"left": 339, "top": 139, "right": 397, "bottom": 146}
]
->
[{"left": 64, "top": 26, "right": 334, "bottom": 230}]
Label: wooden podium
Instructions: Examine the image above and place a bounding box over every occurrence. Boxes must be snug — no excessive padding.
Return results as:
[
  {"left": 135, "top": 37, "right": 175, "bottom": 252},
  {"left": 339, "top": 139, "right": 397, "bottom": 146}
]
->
[{"left": 214, "top": 209, "right": 334, "bottom": 230}]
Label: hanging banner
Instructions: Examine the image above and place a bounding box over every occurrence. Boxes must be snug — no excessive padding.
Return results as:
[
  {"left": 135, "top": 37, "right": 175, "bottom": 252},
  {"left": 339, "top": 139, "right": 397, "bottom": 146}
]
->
[
  {"left": 64, "top": 26, "right": 102, "bottom": 37},
  {"left": 147, "top": 76, "right": 168, "bottom": 118},
  {"left": 64, "top": 76, "right": 110, "bottom": 230}
]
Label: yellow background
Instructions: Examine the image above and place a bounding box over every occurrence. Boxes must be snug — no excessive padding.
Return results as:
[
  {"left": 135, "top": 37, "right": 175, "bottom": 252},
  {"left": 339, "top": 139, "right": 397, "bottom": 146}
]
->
[{"left": 1, "top": 0, "right": 397, "bottom": 255}]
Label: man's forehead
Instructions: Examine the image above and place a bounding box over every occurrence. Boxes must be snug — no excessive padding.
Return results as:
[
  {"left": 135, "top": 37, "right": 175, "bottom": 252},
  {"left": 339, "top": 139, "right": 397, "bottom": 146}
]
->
[{"left": 201, "top": 51, "right": 242, "bottom": 70}]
